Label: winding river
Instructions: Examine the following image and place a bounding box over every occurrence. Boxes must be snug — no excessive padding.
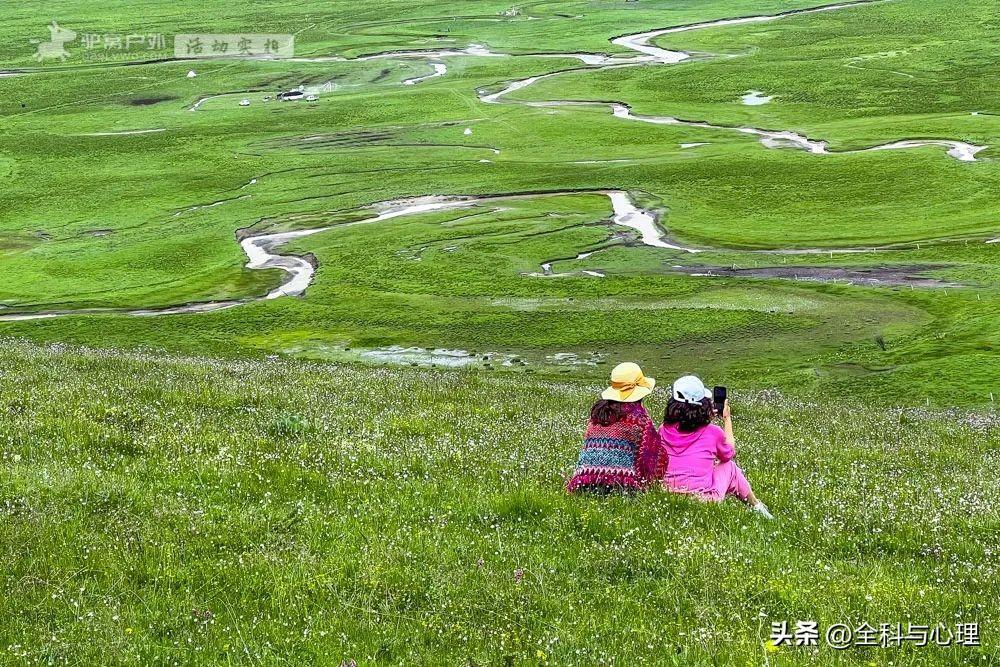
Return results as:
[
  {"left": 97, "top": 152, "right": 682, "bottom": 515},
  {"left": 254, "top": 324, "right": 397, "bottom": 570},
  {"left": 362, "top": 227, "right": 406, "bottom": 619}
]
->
[
  {"left": 1, "top": 0, "right": 990, "bottom": 322},
  {"left": 476, "top": 0, "right": 986, "bottom": 161},
  {"left": 276, "top": 0, "right": 987, "bottom": 161},
  {"left": 0, "top": 191, "right": 675, "bottom": 321}
]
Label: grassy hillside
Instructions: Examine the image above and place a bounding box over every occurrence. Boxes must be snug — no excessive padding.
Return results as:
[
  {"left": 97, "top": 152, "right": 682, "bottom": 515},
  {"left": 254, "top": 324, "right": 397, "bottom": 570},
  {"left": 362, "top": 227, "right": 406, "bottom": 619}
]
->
[
  {"left": 1, "top": 340, "right": 996, "bottom": 664},
  {"left": 0, "top": 0, "right": 996, "bottom": 404},
  {"left": 1, "top": 1, "right": 996, "bottom": 663}
]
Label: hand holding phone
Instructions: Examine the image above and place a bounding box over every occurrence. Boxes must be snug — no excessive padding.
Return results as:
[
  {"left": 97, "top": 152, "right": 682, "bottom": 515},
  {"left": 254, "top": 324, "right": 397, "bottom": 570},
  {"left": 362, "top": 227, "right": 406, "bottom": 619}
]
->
[{"left": 713, "top": 386, "right": 728, "bottom": 417}]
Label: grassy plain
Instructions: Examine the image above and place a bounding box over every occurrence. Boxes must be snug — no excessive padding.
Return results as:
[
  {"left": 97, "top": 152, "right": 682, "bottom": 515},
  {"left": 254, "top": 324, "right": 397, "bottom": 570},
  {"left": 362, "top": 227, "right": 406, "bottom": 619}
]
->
[
  {"left": 522, "top": 0, "right": 1000, "bottom": 146},
  {"left": 0, "top": 1, "right": 998, "bottom": 663},
  {"left": 0, "top": 0, "right": 996, "bottom": 404},
  {"left": 1, "top": 340, "right": 996, "bottom": 664}
]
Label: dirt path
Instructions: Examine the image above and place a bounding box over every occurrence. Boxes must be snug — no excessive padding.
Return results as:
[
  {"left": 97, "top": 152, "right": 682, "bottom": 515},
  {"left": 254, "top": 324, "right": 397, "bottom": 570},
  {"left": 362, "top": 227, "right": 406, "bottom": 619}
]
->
[{"left": 76, "top": 128, "right": 167, "bottom": 137}]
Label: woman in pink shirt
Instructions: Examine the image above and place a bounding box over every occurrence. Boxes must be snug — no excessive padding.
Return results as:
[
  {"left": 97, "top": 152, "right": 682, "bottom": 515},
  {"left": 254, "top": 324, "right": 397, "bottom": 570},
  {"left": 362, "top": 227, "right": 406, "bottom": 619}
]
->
[{"left": 658, "top": 375, "right": 773, "bottom": 519}]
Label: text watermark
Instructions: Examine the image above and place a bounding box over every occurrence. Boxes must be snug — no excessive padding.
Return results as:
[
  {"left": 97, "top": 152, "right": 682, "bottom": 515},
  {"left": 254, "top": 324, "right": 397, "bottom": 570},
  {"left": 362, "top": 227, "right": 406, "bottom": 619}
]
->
[
  {"left": 174, "top": 34, "right": 294, "bottom": 59},
  {"left": 770, "top": 621, "right": 980, "bottom": 650}
]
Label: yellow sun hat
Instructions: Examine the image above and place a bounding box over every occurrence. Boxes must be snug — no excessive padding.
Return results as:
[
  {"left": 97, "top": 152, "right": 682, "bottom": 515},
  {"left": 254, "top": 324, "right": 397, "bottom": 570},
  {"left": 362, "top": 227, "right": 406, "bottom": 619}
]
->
[{"left": 601, "top": 362, "right": 655, "bottom": 403}]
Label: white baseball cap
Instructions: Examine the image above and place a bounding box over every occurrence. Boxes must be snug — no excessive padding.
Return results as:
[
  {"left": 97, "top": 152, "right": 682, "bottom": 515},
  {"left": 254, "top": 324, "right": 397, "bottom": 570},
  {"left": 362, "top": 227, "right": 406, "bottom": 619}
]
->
[{"left": 672, "top": 375, "right": 709, "bottom": 405}]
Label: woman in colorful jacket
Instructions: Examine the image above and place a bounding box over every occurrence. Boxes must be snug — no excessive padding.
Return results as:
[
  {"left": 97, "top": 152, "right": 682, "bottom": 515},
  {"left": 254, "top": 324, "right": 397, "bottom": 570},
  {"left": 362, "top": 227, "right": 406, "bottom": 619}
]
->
[{"left": 567, "top": 362, "right": 665, "bottom": 493}]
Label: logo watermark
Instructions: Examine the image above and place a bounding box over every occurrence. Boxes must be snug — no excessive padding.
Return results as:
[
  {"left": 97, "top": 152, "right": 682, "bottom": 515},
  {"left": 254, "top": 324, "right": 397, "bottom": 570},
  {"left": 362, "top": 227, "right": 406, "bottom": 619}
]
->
[
  {"left": 80, "top": 32, "right": 167, "bottom": 52},
  {"left": 32, "top": 21, "right": 76, "bottom": 61},
  {"left": 29, "top": 22, "right": 293, "bottom": 61}
]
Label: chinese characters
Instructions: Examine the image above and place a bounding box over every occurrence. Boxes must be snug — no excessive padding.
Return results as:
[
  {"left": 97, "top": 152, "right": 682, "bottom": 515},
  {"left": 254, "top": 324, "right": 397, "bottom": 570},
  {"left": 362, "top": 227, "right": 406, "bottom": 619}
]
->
[
  {"left": 770, "top": 621, "right": 980, "bottom": 650},
  {"left": 174, "top": 34, "right": 294, "bottom": 58}
]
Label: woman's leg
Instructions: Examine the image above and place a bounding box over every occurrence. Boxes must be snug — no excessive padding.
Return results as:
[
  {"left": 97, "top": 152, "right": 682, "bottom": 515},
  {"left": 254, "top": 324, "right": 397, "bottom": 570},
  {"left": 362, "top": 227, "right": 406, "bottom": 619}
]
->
[
  {"left": 712, "top": 460, "right": 755, "bottom": 504},
  {"left": 714, "top": 461, "right": 773, "bottom": 518}
]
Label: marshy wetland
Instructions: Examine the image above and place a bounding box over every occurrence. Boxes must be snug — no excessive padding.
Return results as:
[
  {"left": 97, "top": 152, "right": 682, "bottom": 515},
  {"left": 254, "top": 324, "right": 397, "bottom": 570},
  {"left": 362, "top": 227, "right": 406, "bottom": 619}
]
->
[{"left": 0, "top": 0, "right": 997, "bottom": 662}]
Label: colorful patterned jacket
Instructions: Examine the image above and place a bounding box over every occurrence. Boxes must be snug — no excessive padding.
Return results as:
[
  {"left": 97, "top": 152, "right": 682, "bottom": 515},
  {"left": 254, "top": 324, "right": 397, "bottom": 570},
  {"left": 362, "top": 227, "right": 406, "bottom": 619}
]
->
[{"left": 566, "top": 402, "right": 665, "bottom": 492}]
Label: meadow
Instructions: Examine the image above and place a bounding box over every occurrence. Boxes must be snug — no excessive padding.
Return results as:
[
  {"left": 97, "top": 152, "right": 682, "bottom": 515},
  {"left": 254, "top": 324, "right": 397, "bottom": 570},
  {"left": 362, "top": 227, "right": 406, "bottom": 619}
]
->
[
  {"left": 0, "top": 0, "right": 996, "bottom": 403},
  {"left": 0, "top": 0, "right": 997, "bottom": 662},
  {"left": 1, "top": 340, "right": 996, "bottom": 664}
]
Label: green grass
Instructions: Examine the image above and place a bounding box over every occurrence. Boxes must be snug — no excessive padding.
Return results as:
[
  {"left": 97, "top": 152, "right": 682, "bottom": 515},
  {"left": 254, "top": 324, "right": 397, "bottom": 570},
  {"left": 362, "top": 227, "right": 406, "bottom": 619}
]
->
[
  {"left": 1, "top": 2, "right": 997, "bottom": 662},
  {"left": 1, "top": 339, "right": 996, "bottom": 664},
  {"left": 521, "top": 0, "right": 1000, "bottom": 147},
  {"left": 0, "top": 1, "right": 842, "bottom": 66},
  {"left": 0, "top": 0, "right": 996, "bottom": 408},
  {"left": 0, "top": 0, "right": 996, "bottom": 406}
]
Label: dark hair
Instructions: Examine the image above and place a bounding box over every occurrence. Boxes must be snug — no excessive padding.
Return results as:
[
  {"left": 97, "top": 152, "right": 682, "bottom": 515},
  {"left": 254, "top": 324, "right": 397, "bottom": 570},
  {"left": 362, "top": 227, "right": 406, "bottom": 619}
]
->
[
  {"left": 663, "top": 397, "right": 712, "bottom": 432},
  {"left": 590, "top": 399, "right": 625, "bottom": 426}
]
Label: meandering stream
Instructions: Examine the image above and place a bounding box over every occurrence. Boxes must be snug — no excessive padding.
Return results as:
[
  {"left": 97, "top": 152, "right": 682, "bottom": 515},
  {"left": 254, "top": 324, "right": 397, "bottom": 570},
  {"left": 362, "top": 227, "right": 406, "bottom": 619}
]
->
[
  {"left": 0, "top": 191, "right": 680, "bottom": 321},
  {"left": 292, "top": 0, "right": 987, "bottom": 162},
  {"left": 477, "top": 0, "right": 986, "bottom": 161},
  {"left": 2, "top": 0, "right": 988, "bottom": 322},
  {"left": 402, "top": 62, "right": 447, "bottom": 85}
]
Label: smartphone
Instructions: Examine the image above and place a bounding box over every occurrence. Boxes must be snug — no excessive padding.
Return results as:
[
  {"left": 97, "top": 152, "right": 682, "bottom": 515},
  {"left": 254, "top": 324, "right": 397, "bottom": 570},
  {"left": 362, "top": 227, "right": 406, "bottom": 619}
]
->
[{"left": 712, "top": 386, "right": 728, "bottom": 415}]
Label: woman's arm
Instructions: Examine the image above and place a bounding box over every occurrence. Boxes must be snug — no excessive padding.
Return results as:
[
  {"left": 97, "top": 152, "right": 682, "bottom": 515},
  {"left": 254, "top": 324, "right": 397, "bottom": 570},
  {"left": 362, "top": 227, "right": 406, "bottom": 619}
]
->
[
  {"left": 716, "top": 399, "right": 736, "bottom": 461},
  {"left": 722, "top": 399, "right": 735, "bottom": 445},
  {"left": 636, "top": 410, "right": 665, "bottom": 482}
]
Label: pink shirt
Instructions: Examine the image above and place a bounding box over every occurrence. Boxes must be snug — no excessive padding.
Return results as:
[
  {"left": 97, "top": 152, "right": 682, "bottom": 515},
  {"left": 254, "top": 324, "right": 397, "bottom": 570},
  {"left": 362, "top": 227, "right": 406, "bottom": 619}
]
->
[{"left": 658, "top": 423, "right": 734, "bottom": 494}]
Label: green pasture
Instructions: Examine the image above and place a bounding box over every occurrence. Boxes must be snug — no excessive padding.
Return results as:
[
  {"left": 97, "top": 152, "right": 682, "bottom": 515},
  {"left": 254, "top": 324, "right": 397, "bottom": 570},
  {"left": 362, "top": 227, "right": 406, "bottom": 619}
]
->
[
  {"left": 0, "top": 1, "right": 997, "bottom": 663},
  {"left": 0, "top": 0, "right": 996, "bottom": 404},
  {"left": 0, "top": 340, "right": 996, "bottom": 664}
]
